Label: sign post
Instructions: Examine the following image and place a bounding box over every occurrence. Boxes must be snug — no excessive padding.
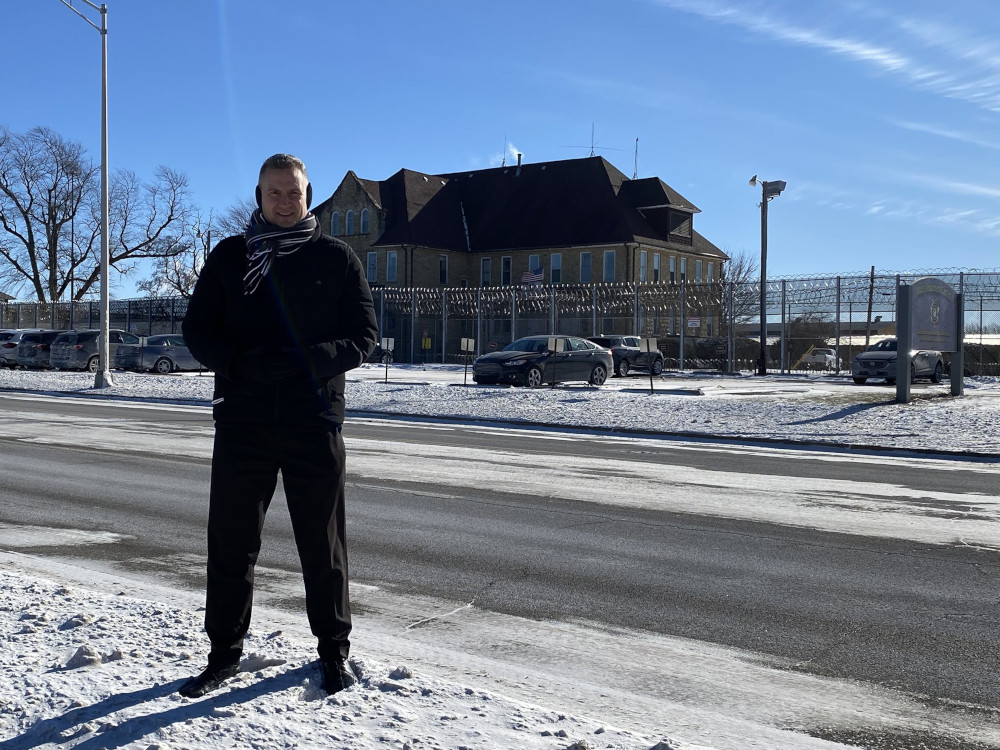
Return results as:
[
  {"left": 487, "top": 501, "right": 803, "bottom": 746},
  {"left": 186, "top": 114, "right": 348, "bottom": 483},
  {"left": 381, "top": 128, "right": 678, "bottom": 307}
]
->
[
  {"left": 460, "top": 337, "right": 475, "bottom": 385},
  {"left": 379, "top": 337, "right": 394, "bottom": 383},
  {"left": 641, "top": 337, "right": 658, "bottom": 394}
]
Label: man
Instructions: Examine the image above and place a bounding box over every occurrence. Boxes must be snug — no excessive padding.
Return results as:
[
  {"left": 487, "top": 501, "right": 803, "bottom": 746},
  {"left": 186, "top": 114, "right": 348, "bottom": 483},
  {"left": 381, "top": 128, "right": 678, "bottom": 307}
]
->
[{"left": 179, "top": 153, "right": 378, "bottom": 698}]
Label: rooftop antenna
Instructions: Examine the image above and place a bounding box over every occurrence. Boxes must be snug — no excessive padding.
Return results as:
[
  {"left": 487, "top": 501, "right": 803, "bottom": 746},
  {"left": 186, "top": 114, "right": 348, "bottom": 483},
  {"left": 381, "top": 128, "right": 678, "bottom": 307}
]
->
[
  {"left": 559, "top": 124, "right": 625, "bottom": 157},
  {"left": 501, "top": 132, "right": 507, "bottom": 167},
  {"left": 633, "top": 137, "right": 639, "bottom": 179}
]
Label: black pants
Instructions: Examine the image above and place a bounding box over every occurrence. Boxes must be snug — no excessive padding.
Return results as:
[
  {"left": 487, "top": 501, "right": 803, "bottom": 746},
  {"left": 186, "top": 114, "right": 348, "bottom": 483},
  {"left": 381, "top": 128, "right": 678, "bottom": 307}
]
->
[{"left": 204, "top": 422, "right": 350, "bottom": 666}]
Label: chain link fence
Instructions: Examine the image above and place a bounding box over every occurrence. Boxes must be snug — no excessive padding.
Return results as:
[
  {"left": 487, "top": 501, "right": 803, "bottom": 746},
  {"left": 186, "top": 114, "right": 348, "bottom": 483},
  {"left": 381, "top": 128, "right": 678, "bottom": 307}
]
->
[{"left": 4, "top": 270, "right": 1000, "bottom": 375}]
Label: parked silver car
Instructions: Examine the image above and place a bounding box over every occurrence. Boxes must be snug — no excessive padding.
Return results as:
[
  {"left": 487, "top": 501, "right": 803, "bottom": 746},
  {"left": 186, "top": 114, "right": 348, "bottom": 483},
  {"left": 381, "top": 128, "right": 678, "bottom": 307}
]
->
[
  {"left": 114, "top": 334, "right": 201, "bottom": 373},
  {"left": 16, "top": 330, "right": 67, "bottom": 369},
  {"left": 851, "top": 338, "right": 944, "bottom": 385},
  {"left": 50, "top": 329, "right": 142, "bottom": 372},
  {"left": 0, "top": 329, "right": 47, "bottom": 368}
]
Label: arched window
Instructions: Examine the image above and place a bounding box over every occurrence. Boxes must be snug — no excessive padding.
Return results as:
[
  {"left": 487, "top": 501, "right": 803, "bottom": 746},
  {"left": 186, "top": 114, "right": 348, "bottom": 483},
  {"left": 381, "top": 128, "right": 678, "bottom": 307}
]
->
[
  {"left": 330, "top": 212, "right": 340, "bottom": 236},
  {"left": 346, "top": 210, "right": 355, "bottom": 235},
  {"left": 360, "top": 209, "right": 370, "bottom": 234}
]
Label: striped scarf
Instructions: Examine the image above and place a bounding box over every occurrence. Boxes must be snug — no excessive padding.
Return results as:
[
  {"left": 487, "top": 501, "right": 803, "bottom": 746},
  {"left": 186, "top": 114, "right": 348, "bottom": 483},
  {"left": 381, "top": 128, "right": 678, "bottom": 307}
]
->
[{"left": 243, "top": 209, "right": 319, "bottom": 295}]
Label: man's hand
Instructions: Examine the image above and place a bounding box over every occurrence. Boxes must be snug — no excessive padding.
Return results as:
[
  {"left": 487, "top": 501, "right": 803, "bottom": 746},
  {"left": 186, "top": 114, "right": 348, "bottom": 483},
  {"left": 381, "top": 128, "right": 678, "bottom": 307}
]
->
[{"left": 230, "top": 347, "right": 300, "bottom": 383}]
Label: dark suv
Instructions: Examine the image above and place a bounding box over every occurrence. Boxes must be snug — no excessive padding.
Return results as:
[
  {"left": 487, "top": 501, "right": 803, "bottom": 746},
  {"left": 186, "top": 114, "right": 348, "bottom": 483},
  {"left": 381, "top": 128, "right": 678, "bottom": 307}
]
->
[
  {"left": 16, "top": 330, "right": 66, "bottom": 369},
  {"left": 50, "top": 329, "right": 142, "bottom": 372},
  {"left": 586, "top": 335, "right": 664, "bottom": 377}
]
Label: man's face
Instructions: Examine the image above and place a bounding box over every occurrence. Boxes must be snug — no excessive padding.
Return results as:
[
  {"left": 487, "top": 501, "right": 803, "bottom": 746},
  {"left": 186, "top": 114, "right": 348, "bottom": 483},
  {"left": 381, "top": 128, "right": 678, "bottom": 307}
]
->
[{"left": 259, "top": 167, "right": 308, "bottom": 227}]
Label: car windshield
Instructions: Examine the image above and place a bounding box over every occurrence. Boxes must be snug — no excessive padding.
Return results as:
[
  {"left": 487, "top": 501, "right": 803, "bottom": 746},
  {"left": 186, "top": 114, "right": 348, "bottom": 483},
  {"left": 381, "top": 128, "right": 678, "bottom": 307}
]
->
[
  {"left": 868, "top": 339, "right": 897, "bottom": 352},
  {"left": 504, "top": 338, "right": 549, "bottom": 353}
]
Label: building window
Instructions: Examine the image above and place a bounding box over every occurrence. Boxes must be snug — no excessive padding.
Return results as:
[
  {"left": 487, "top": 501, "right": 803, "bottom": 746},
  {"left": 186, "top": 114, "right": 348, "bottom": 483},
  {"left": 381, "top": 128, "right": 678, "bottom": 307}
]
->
[
  {"left": 360, "top": 209, "right": 370, "bottom": 234},
  {"left": 603, "top": 250, "right": 616, "bottom": 283},
  {"left": 680, "top": 258, "right": 687, "bottom": 282},
  {"left": 366, "top": 252, "right": 377, "bottom": 282},
  {"left": 653, "top": 254, "right": 661, "bottom": 282},
  {"left": 669, "top": 256, "right": 676, "bottom": 284},
  {"left": 528, "top": 254, "right": 540, "bottom": 274},
  {"left": 580, "top": 252, "right": 592, "bottom": 284},
  {"left": 502, "top": 256, "right": 512, "bottom": 285},
  {"left": 331, "top": 212, "right": 340, "bottom": 236},
  {"left": 346, "top": 210, "right": 355, "bottom": 235},
  {"left": 387, "top": 250, "right": 397, "bottom": 282},
  {"left": 639, "top": 250, "right": 648, "bottom": 283},
  {"left": 550, "top": 253, "right": 562, "bottom": 284},
  {"left": 707, "top": 262, "right": 714, "bottom": 282},
  {"left": 481, "top": 257, "right": 491, "bottom": 286},
  {"left": 695, "top": 259, "right": 703, "bottom": 283},
  {"left": 439, "top": 255, "right": 448, "bottom": 285}
]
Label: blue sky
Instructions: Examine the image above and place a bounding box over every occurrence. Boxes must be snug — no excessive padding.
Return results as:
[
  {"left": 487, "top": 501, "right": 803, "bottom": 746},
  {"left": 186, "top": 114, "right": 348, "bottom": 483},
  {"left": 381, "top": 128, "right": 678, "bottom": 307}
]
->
[{"left": 4, "top": 0, "right": 999, "bottom": 297}]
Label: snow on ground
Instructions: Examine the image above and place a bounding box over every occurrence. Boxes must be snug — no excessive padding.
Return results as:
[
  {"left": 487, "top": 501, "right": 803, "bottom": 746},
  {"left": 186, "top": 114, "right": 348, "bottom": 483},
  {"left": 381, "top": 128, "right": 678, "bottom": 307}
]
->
[{"left": 1, "top": 365, "right": 999, "bottom": 750}]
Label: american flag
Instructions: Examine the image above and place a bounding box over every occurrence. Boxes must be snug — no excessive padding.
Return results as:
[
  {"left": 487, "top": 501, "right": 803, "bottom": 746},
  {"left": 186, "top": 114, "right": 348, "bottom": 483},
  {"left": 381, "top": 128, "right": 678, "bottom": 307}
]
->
[{"left": 521, "top": 266, "right": 544, "bottom": 284}]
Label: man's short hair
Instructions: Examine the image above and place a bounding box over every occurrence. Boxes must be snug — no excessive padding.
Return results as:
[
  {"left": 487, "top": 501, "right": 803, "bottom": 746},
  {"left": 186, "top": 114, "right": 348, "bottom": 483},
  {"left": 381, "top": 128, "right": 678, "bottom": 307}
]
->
[{"left": 259, "top": 153, "right": 308, "bottom": 179}]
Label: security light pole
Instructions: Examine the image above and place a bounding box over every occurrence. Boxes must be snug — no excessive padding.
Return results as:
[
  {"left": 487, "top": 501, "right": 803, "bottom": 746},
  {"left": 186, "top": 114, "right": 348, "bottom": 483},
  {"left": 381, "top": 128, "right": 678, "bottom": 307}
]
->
[
  {"left": 61, "top": 0, "right": 112, "bottom": 387},
  {"left": 749, "top": 176, "right": 786, "bottom": 376}
]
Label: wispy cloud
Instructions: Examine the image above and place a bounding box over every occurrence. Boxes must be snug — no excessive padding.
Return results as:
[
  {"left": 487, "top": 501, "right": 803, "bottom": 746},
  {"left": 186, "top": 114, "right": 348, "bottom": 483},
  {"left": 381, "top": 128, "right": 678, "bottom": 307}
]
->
[
  {"left": 885, "top": 119, "right": 1000, "bottom": 151},
  {"left": 649, "top": 0, "right": 1000, "bottom": 113},
  {"left": 799, "top": 179, "right": 1000, "bottom": 237}
]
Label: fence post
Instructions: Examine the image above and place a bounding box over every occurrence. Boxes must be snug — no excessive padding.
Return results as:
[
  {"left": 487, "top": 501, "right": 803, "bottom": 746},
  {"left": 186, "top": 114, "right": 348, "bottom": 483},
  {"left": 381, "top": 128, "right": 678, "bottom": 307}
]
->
[
  {"left": 780, "top": 279, "right": 788, "bottom": 373},
  {"left": 727, "top": 281, "right": 735, "bottom": 372},
  {"left": 441, "top": 288, "right": 447, "bottom": 364},
  {"left": 592, "top": 286, "right": 597, "bottom": 336},
  {"left": 634, "top": 283, "right": 639, "bottom": 335},
  {"left": 410, "top": 288, "right": 416, "bottom": 364},
  {"left": 511, "top": 286, "right": 517, "bottom": 342},
  {"left": 679, "top": 281, "right": 686, "bottom": 371}
]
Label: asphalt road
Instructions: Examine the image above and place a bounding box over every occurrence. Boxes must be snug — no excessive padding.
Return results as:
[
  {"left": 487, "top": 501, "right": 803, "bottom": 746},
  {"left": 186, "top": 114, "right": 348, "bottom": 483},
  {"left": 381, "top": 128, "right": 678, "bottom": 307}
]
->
[{"left": 0, "top": 394, "right": 997, "bottom": 748}]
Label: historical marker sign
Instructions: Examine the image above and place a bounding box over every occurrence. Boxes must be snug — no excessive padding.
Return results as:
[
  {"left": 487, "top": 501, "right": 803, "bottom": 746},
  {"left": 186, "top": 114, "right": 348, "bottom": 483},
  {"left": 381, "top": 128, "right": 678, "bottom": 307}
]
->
[{"left": 911, "top": 277, "right": 958, "bottom": 352}]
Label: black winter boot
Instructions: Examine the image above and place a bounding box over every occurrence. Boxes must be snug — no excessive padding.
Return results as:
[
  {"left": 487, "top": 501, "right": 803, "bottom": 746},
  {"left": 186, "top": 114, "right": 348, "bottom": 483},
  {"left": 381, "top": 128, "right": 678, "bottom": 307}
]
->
[
  {"left": 178, "top": 661, "right": 240, "bottom": 698},
  {"left": 320, "top": 657, "right": 356, "bottom": 694}
]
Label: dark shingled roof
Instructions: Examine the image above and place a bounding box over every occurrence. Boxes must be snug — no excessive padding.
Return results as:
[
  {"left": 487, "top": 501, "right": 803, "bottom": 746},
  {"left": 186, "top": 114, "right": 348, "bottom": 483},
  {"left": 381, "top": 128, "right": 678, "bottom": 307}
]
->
[{"left": 357, "top": 155, "right": 723, "bottom": 259}]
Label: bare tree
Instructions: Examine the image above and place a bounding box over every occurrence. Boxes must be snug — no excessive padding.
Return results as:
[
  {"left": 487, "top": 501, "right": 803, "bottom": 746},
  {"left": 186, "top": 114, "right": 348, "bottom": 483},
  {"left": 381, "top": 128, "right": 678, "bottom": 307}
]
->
[
  {"left": 136, "top": 196, "right": 255, "bottom": 298},
  {"left": 721, "top": 247, "right": 759, "bottom": 323},
  {"left": 0, "top": 126, "right": 194, "bottom": 302}
]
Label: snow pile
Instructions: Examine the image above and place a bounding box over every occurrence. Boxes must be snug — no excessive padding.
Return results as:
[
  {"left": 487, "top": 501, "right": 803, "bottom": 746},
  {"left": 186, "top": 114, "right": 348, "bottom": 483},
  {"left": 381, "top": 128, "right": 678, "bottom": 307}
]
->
[{"left": 0, "top": 568, "right": 678, "bottom": 750}]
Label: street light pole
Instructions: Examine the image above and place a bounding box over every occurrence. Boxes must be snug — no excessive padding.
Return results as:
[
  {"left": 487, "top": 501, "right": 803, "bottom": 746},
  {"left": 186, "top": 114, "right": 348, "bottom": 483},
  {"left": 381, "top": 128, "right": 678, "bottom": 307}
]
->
[
  {"left": 61, "top": 0, "right": 112, "bottom": 388},
  {"left": 749, "top": 175, "right": 786, "bottom": 375}
]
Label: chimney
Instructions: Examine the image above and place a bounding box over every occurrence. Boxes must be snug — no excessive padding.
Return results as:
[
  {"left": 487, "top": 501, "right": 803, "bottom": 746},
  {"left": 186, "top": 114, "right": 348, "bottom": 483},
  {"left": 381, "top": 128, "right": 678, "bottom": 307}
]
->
[{"left": 515, "top": 153, "right": 522, "bottom": 176}]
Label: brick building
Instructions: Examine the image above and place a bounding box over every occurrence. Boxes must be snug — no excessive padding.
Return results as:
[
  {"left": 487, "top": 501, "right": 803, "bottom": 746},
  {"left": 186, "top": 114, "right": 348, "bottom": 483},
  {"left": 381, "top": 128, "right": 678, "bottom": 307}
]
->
[{"left": 312, "top": 155, "right": 727, "bottom": 290}]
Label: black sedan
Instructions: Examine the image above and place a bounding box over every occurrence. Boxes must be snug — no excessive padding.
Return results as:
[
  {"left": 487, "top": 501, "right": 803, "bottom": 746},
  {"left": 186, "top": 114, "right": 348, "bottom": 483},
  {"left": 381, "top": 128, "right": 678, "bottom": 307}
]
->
[{"left": 473, "top": 335, "right": 612, "bottom": 387}]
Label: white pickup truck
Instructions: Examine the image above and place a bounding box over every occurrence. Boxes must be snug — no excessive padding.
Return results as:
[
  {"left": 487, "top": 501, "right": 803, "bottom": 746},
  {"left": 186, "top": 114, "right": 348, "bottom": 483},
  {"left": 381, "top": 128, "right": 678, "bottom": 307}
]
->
[{"left": 800, "top": 347, "right": 841, "bottom": 370}]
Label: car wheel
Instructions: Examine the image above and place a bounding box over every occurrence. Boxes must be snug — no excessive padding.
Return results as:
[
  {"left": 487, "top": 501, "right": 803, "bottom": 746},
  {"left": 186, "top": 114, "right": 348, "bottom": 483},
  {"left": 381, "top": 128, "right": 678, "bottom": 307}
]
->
[
  {"left": 651, "top": 357, "right": 663, "bottom": 375},
  {"left": 931, "top": 361, "right": 943, "bottom": 383},
  {"left": 910, "top": 363, "right": 917, "bottom": 384},
  {"left": 616, "top": 359, "right": 630, "bottom": 377},
  {"left": 525, "top": 365, "right": 544, "bottom": 388},
  {"left": 590, "top": 363, "right": 608, "bottom": 386},
  {"left": 153, "top": 357, "right": 173, "bottom": 374},
  {"left": 853, "top": 377, "right": 867, "bottom": 384},
  {"left": 87, "top": 356, "right": 99, "bottom": 373}
]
